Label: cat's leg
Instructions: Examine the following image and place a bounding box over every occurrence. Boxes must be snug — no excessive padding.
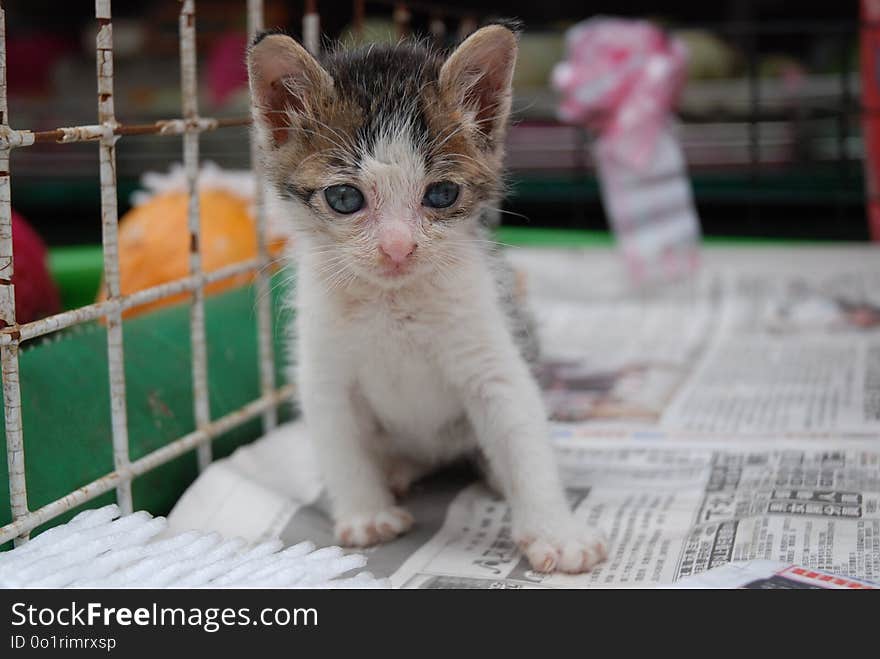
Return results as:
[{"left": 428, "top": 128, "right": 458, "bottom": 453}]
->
[
  {"left": 471, "top": 449, "right": 505, "bottom": 496},
  {"left": 300, "top": 370, "right": 413, "bottom": 547},
  {"left": 438, "top": 318, "right": 607, "bottom": 574}
]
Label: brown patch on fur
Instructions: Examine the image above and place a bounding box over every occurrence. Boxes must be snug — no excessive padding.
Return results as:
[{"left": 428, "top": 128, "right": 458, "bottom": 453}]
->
[
  {"left": 419, "top": 82, "right": 500, "bottom": 222},
  {"left": 269, "top": 93, "right": 364, "bottom": 200},
  {"left": 419, "top": 25, "right": 519, "bottom": 220}
]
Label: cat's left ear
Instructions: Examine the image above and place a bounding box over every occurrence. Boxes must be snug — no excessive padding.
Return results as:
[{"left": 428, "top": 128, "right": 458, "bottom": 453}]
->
[
  {"left": 439, "top": 24, "right": 519, "bottom": 149},
  {"left": 247, "top": 32, "right": 334, "bottom": 148}
]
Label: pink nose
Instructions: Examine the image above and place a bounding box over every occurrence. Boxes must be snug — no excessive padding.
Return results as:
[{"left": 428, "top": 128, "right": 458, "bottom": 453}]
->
[{"left": 379, "top": 237, "right": 417, "bottom": 264}]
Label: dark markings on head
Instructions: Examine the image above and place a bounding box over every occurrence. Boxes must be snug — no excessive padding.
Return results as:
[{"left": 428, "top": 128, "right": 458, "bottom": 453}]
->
[
  {"left": 250, "top": 27, "right": 289, "bottom": 49},
  {"left": 251, "top": 30, "right": 514, "bottom": 216},
  {"left": 320, "top": 43, "right": 441, "bottom": 165}
]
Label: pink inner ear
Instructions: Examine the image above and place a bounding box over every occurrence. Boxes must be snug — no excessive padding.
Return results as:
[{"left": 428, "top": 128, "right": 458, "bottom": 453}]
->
[
  {"left": 261, "top": 78, "right": 298, "bottom": 146},
  {"left": 451, "top": 53, "right": 515, "bottom": 141},
  {"left": 440, "top": 27, "right": 517, "bottom": 143},
  {"left": 250, "top": 36, "right": 321, "bottom": 148},
  {"left": 466, "top": 70, "right": 507, "bottom": 138}
]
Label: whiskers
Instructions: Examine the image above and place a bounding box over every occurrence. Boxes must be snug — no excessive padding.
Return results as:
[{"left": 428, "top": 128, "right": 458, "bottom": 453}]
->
[
  {"left": 421, "top": 248, "right": 462, "bottom": 287},
  {"left": 483, "top": 205, "right": 531, "bottom": 224},
  {"left": 313, "top": 254, "right": 360, "bottom": 295},
  {"left": 251, "top": 246, "right": 360, "bottom": 342},
  {"left": 442, "top": 234, "right": 517, "bottom": 252},
  {"left": 251, "top": 265, "right": 295, "bottom": 343}
]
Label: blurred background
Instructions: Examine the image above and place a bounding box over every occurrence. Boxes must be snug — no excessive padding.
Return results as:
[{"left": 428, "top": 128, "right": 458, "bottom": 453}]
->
[{"left": 0, "top": 0, "right": 869, "bottom": 246}]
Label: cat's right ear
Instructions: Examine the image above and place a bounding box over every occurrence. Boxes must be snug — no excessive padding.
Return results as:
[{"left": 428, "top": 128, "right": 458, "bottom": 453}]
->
[{"left": 247, "top": 32, "right": 334, "bottom": 147}]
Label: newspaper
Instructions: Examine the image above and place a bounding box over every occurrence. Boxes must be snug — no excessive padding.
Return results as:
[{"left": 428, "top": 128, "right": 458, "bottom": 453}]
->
[
  {"left": 166, "top": 245, "right": 880, "bottom": 588},
  {"left": 662, "top": 266, "right": 880, "bottom": 435},
  {"left": 670, "top": 560, "right": 878, "bottom": 589},
  {"left": 170, "top": 429, "right": 880, "bottom": 589},
  {"left": 508, "top": 246, "right": 880, "bottom": 437},
  {"left": 381, "top": 438, "right": 880, "bottom": 588}
]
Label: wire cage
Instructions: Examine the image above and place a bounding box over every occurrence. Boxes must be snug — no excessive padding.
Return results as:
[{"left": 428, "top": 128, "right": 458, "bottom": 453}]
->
[
  {"left": 0, "top": 0, "right": 874, "bottom": 549},
  {"left": 0, "top": 0, "right": 296, "bottom": 547}
]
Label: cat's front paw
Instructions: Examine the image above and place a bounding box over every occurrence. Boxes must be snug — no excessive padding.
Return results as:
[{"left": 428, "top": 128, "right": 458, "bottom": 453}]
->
[
  {"left": 514, "top": 524, "right": 608, "bottom": 574},
  {"left": 334, "top": 507, "right": 414, "bottom": 547}
]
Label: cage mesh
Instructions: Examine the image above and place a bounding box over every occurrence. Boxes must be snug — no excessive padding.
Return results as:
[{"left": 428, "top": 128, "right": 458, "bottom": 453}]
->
[{"left": 0, "top": 0, "right": 290, "bottom": 546}]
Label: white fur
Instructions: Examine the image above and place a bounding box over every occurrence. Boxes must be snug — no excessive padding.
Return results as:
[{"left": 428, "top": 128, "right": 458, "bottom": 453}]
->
[{"left": 281, "top": 128, "right": 607, "bottom": 573}]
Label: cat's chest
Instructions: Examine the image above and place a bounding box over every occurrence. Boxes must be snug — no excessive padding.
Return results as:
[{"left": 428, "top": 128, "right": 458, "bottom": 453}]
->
[
  {"left": 352, "top": 298, "right": 439, "bottom": 388},
  {"left": 348, "top": 297, "right": 462, "bottom": 438},
  {"left": 347, "top": 291, "right": 442, "bottom": 344}
]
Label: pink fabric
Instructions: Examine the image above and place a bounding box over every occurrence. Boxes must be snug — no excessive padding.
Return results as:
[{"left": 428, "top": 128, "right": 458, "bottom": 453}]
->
[
  {"left": 552, "top": 19, "right": 700, "bottom": 286},
  {"left": 207, "top": 32, "right": 249, "bottom": 107},
  {"left": 552, "top": 18, "right": 688, "bottom": 170},
  {"left": 9, "top": 211, "right": 61, "bottom": 324},
  {"left": 6, "top": 34, "right": 73, "bottom": 96}
]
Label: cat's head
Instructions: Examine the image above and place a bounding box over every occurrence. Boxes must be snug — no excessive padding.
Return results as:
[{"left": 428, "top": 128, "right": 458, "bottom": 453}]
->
[{"left": 247, "top": 25, "right": 518, "bottom": 288}]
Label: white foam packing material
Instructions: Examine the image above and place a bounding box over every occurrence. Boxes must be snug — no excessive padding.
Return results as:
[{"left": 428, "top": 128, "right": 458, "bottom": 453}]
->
[{"left": 0, "top": 505, "right": 387, "bottom": 589}]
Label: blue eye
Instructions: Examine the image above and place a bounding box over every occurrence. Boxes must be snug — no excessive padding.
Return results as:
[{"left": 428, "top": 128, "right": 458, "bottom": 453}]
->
[
  {"left": 423, "top": 181, "right": 460, "bottom": 209},
  {"left": 324, "top": 185, "right": 364, "bottom": 214}
]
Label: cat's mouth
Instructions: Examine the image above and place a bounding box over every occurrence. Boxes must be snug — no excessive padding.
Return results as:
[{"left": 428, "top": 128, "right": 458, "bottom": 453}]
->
[
  {"left": 379, "top": 262, "right": 412, "bottom": 279},
  {"left": 364, "top": 256, "right": 422, "bottom": 286}
]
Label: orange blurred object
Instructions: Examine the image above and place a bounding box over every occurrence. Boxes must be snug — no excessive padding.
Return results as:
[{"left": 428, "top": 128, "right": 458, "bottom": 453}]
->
[{"left": 97, "top": 189, "right": 286, "bottom": 318}]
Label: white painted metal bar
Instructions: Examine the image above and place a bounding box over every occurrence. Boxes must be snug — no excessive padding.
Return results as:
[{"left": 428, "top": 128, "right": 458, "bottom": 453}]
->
[
  {"left": 0, "top": 257, "right": 260, "bottom": 346},
  {"left": 1, "top": 340, "right": 25, "bottom": 546},
  {"left": 96, "top": 0, "right": 133, "bottom": 515},
  {"left": 247, "top": 0, "right": 277, "bottom": 432},
  {"left": 0, "top": 2, "right": 29, "bottom": 546},
  {"left": 179, "top": 0, "right": 212, "bottom": 472},
  {"left": 303, "top": 0, "right": 320, "bottom": 56},
  {"left": 0, "top": 384, "right": 295, "bottom": 545}
]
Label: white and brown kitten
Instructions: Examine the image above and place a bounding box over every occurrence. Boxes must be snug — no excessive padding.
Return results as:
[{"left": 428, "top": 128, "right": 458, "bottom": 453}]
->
[{"left": 247, "top": 25, "right": 606, "bottom": 573}]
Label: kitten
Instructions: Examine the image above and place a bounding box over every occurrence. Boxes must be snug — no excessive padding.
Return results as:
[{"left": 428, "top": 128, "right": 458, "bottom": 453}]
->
[{"left": 247, "top": 25, "right": 607, "bottom": 573}]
